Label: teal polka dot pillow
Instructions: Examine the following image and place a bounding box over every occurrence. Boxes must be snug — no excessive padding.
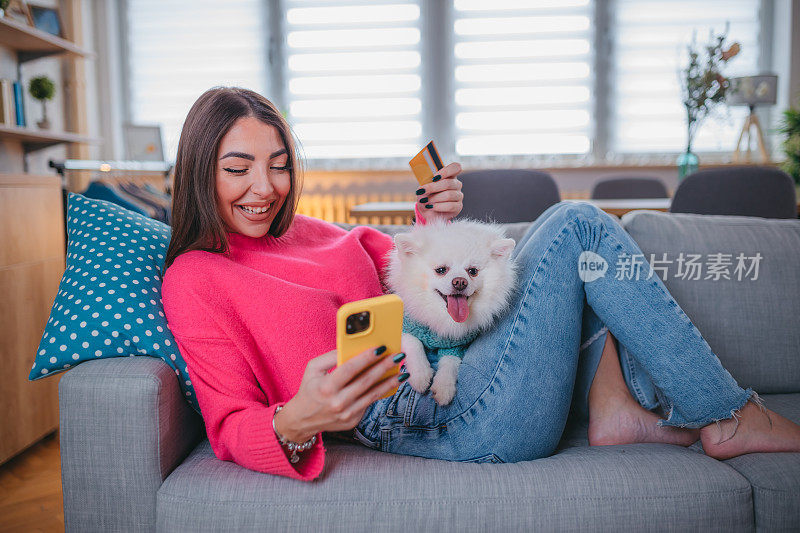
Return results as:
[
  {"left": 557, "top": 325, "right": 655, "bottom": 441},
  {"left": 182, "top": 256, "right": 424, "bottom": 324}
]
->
[{"left": 29, "top": 192, "right": 200, "bottom": 414}]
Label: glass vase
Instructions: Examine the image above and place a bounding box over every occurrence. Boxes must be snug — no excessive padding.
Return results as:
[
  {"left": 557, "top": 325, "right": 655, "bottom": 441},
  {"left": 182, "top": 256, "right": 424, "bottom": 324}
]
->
[{"left": 677, "top": 149, "right": 699, "bottom": 180}]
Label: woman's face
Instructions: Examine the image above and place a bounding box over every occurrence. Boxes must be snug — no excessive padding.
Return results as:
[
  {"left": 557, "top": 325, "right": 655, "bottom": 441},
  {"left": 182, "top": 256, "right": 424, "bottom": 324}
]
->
[{"left": 215, "top": 116, "right": 292, "bottom": 237}]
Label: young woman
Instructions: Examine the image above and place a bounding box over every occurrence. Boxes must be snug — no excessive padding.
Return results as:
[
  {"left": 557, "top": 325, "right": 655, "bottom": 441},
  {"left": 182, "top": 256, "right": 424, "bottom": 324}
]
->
[{"left": 161, "top": 87, "right": 800, "bottom": 481}]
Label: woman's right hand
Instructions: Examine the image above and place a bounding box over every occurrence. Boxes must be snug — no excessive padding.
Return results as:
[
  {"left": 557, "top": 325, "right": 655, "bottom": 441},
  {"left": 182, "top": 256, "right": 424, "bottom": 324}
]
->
[{"left": 274, "top": 346, "right": 405, "bottom": 443}]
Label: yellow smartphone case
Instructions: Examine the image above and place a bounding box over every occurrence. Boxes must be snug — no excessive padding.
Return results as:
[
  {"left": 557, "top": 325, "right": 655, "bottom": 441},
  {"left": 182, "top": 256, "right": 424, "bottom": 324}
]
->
[
  {"left": 336, "top": 294, "right": 404, "bottom": 400},
  {"left": 409, "top": 141, "right": 444, "bottom": 186}
]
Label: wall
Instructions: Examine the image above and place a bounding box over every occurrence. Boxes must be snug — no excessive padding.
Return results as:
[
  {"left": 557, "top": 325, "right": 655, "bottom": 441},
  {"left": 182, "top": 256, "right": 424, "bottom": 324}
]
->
[{"left": 0, "top": 0, "right": 101, "bottom": 177}]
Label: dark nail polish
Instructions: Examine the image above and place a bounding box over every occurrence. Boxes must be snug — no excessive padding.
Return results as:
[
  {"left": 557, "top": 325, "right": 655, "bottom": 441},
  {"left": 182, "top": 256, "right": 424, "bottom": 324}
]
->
[
  {"left": 425, "top": 204, "right": 433, "bottom": 209},
  {"left": 392, "top": 352, "right": 406, "bottom": 363},
  {"left": 374, "top": 345, "right": 386, "bottom": 356},
  {"left": 398, "top": 372, "right": 410, "bottom": 382},
  {"left": 416, "top": 188, "right": 425, "bottom": 195},
  {"left": 432, "top": 175, "right": 441, "bottom": 182},
  {"left": 419, "top": 197, "right": 428, "bottom": 203}
]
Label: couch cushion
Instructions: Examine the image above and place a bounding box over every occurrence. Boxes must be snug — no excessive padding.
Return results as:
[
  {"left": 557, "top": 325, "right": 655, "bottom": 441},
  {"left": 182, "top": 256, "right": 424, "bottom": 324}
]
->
[
  {"left": 29, "top": 192, "right": 200, "bottom": 412},
  {"left": 157, "top": 438, "right": 752, "bottom": 531},
  {"left": 560, "top": 394, "right": 800, "bottom": 532},
  {"left": 620, "top": 210, "right": 800, "bottom": 393},
  {"left": 723, "top": 393, "right": 800, "bottom": 533}
]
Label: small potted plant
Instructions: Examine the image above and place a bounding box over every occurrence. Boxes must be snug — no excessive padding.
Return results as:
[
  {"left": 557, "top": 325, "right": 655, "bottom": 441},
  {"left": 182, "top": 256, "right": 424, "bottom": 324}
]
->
[
  {"left": 778, "top": 97, "right": 800, "bottom": 187},
  {"left": 0, "top": 0, "right": 10, "bottom": 17},
  {"left": 678, "top": 25, "right": 740, "bottom": 179},
  {"left": 28, "top": 75, "right": 56, "bottom": 130}
]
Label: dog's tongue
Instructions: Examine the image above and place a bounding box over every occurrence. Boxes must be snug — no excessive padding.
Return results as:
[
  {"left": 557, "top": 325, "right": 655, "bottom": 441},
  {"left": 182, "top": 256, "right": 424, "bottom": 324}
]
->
[{"left": 446, "top": 294, "right": 469, "bottom": 323}]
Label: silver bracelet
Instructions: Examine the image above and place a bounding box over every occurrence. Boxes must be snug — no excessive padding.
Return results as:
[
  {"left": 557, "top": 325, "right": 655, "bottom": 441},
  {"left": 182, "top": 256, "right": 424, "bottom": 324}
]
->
[{"left": 273, "top": 404, "right": 317, "bottom": 464}]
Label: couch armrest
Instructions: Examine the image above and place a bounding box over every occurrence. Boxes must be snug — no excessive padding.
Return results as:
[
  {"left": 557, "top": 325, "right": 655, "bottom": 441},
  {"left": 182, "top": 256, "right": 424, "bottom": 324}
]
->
[{"left": 59, "top": 357, "right": 204, "bottom": 532}]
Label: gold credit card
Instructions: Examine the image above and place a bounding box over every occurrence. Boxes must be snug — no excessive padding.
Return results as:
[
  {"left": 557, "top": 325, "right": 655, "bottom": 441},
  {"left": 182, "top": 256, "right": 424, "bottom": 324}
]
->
[{"left": 409, "top": 141, "right": 444, "bottom": 185}]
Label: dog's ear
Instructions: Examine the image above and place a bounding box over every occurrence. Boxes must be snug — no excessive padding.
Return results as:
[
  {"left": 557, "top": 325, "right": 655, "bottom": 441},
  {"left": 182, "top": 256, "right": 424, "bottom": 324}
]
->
[
  {"left": 490, "top": 238, "right": 516, "bottom": 260},
  {"left": 393, "top": 233, "right": 419, "bottom": 257}
]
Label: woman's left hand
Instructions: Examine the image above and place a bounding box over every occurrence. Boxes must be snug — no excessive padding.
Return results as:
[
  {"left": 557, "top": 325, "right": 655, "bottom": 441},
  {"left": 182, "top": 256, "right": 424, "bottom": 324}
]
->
[{"left": 416, "top": 162, "right": 463, "bottom": 223}]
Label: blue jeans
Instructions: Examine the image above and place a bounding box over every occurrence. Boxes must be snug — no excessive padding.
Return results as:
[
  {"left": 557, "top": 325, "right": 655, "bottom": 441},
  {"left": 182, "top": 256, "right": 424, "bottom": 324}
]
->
[{"left": 352, "top": 201, "right": 755, "bottom": 463}]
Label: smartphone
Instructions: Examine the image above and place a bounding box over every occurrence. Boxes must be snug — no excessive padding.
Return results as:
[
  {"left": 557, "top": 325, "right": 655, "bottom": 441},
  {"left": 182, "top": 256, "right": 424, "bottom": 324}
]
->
[
  {"left": 409, "top": 140, "right": 445, "bottom": 186},
  {"left": 336, "top": 294, "right": 404, "bottom": 400}
]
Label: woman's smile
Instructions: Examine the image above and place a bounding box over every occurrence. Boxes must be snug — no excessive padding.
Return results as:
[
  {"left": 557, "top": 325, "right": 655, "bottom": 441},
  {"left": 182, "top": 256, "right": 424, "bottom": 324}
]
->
[{"left": 236, "top": 202, "right": 274, "bottom": 219}]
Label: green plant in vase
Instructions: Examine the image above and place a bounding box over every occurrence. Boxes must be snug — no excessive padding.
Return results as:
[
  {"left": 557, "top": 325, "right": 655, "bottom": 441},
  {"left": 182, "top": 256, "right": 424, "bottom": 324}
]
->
[
  {"left": 678, "top": 26, "right": 740, "bottom": 180},
  {"left": 778, "top": 98, "right": 800, "bottom": 187},
  {"left": 28, "top": 75, "right": 56, "bottom": 130}
]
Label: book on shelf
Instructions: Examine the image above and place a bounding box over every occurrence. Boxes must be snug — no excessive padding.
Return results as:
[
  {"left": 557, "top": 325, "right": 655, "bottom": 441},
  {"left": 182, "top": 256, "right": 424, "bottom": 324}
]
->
[
  {"left": 12, "top": 80, "right": 25, "bottom": 127},
  {"left": 0, "top": 79, "right": 15, "bottom": 125}
]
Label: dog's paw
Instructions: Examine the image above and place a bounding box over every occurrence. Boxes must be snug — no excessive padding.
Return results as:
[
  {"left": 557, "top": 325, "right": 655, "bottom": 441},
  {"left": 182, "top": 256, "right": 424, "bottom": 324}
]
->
[
  {"left": 401, "top": 333, "right": 433, "bottom": 393},
  {"left": 406, "top": 359, "right": 434, "bottom": 394},
  {"left": 430, "top": 372, "right": 457, "bottom": 406},
  {"left": 430, "top": 355, "right": 461, "bottom": 406}
]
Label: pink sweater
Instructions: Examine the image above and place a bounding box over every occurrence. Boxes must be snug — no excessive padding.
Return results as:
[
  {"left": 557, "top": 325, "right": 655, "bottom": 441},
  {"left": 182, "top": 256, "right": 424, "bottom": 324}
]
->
[{"left": 161, "top": 202, "right": 429, "bottom": 481}]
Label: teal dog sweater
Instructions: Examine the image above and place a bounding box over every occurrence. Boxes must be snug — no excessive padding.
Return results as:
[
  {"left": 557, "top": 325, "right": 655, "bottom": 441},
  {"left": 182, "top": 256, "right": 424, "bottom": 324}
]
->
[{"left": 402, "top": 315, "right": 481, "bottom": 370}]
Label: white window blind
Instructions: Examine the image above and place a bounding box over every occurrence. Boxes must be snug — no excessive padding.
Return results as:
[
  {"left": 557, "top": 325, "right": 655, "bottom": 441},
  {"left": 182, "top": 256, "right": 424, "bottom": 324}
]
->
[
  {"left": 452, "top": 0, "right": 593, "bottom": 157},
  {"left": 285, "top": 0, "right": 423, "bottom": 160},
  {"left": 126, "top": 0, "right": 267, "bottom": 162},
  {"left": 612, "top": 0, "right": 761, "bottom": 153}
]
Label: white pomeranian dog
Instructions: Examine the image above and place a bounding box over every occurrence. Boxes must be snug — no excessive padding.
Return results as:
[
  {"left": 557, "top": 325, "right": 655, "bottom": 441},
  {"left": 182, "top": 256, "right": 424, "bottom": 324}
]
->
[{"left": 385, "top": 218, "right": 519, "bottom": 406}]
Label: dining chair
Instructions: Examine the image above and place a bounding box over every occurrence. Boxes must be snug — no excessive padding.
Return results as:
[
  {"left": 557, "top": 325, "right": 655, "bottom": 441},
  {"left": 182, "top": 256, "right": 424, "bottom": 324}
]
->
[
  {"left": 591, "top": 176, "right": 669, "bottom": 199},
  {"left": 670, "top": 166, "right": 797, "bottom": 219},
  {"left": 455, "top": 169, "right": 561, "bottom": 223}
]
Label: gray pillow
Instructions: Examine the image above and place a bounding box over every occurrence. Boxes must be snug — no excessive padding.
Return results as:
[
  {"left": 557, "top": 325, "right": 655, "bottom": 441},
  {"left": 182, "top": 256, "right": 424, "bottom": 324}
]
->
[{"left": 621, "top": 210, "right": 800, "bottom": 393}]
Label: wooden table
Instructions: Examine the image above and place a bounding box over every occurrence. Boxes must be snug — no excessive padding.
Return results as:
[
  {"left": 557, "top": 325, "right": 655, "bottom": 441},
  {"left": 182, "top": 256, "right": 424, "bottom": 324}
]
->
[
  {"left": 562, "top": 198, "right": 671, "bottom": 217},
  {"left": 350, "top": 201, "right": 420, "bottom": 219},
  {"left": 350, "top": 197, "right": 800, "bottom": 222},
  {"left": 350, "top": 198, "right": 672, "bottom": 221}
]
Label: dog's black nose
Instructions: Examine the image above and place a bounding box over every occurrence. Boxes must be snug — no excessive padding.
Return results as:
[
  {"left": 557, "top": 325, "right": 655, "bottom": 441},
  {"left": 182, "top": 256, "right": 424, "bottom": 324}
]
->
[{"left": 452, "top": 277, "right": 467, "bottom": 291}]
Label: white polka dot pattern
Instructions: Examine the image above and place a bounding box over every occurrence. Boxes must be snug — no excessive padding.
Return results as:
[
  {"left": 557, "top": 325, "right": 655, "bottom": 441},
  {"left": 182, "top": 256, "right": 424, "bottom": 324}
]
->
[{"left": 29, "top": 193, "right": 200, "bottom": 414}]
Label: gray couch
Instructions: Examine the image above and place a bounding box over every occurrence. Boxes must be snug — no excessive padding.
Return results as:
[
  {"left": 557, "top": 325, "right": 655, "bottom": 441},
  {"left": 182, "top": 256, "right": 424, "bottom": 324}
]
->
[{"left": 59, "top": 209, "right": 800, "bottom": 532}]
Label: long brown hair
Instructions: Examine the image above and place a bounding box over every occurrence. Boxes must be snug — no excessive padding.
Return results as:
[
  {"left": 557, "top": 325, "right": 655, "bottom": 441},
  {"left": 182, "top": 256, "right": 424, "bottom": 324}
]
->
[{"left": 164, "top": 86, "right": 304, "bottom": 270}]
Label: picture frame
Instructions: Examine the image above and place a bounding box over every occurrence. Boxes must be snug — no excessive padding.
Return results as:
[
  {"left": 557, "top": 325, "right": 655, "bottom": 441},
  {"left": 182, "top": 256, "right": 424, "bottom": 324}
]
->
[
  {"left": 124, "top": 124, "right": 166, "bottom": 162},
  {"left": 26, "top": 2, "right": 63, "bottom": 38},
  {"left": 4, "top": 0, "right": 34, "bottom": 26}
]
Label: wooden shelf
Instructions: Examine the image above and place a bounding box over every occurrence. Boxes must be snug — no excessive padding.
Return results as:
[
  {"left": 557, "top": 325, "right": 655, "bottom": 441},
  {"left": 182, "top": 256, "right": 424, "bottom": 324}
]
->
[
  {"left": 0, "top": 0, "right": 89, "bottom": 468},
  {"left": 0, "top": 124, "right": 98, "bottom": 151},
  {"left": 0, "top": 174, "right": 65, "bottom": 464},
  {"left": 0, "top": 15, "right": 94, "bottom": 62}
]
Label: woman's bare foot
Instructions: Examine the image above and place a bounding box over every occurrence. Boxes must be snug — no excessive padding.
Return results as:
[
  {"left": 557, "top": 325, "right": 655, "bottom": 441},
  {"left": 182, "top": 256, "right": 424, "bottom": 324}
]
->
[
  {"left": 587, "top": 331, "right": 699, "bottom": 447},
  {"left": 588, "top": 383, "right": 700, "bottom": 447},
  {"left": 700, "top": 400, "right": 800, "bottom": 460}
]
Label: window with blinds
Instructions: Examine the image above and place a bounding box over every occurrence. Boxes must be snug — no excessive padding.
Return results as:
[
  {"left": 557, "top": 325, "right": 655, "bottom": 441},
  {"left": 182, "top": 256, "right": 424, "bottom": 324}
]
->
[
  {"left": 284, "top": 0, "right": 423, "bottom": 160},
  {"left": 612, "top": 0, "right": 762, "bottom": 153},
  {"left": 452, "top": 0, "right": 593, "bottom": 157},
  {"left": 126, "top": 0, "right": 267, "bottom": 162},
  {"left": 122, "top": 0, "right": 768, "bottom": 164}
]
